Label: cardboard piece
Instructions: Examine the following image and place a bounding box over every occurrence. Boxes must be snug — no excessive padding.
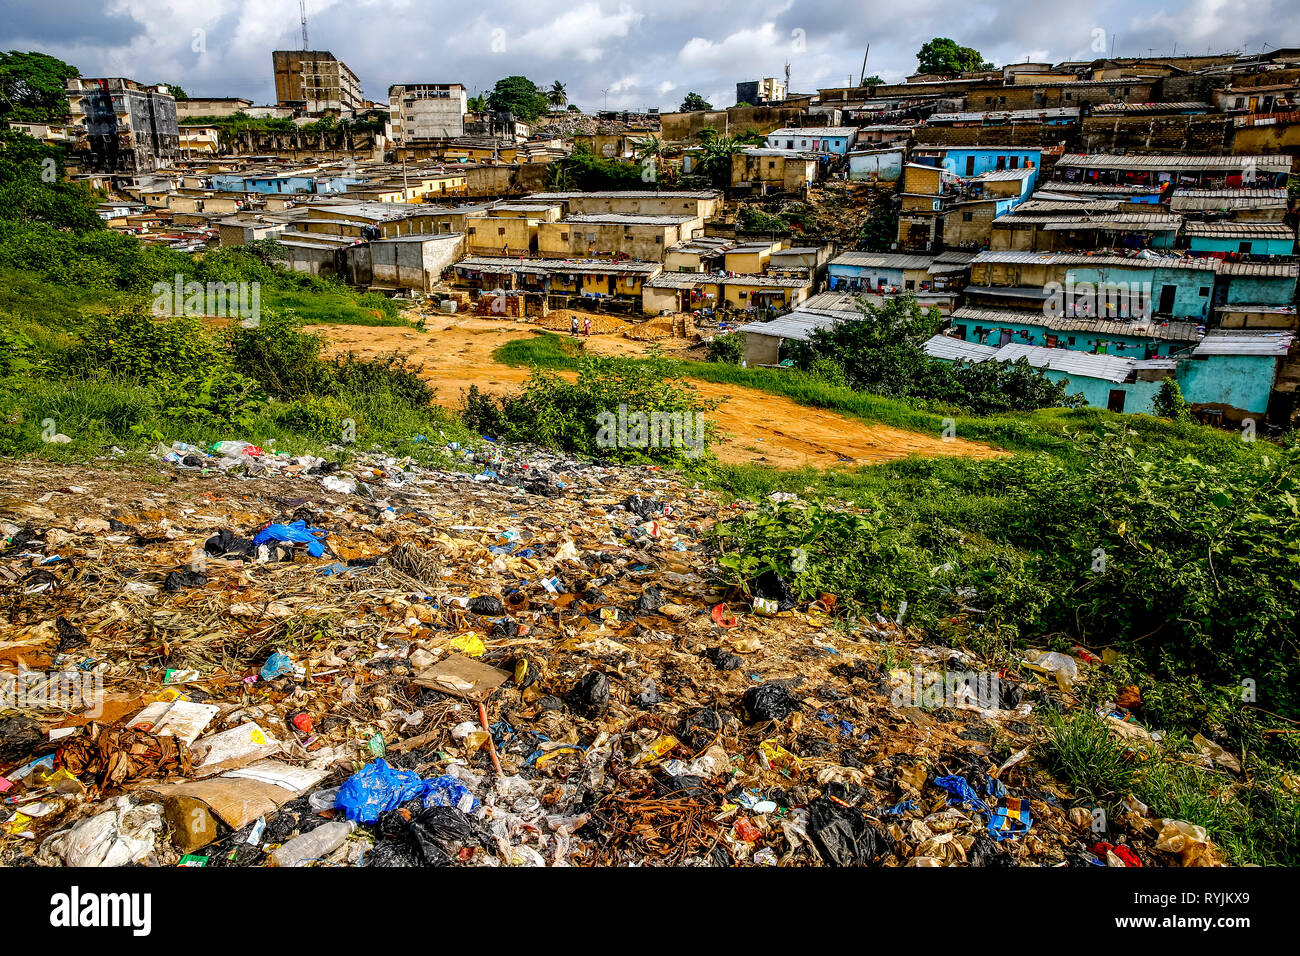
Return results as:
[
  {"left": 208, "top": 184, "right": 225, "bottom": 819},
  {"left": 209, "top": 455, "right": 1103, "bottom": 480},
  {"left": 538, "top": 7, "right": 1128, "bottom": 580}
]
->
[
  {"left": 190, "top": 722, "right": 281, "bottom": 777},
  {"left": 414, "top": 653, "right": 511, "bottom": 700},
  {"left": 127, "top": 700, "right": 220, "bottom": 744}
]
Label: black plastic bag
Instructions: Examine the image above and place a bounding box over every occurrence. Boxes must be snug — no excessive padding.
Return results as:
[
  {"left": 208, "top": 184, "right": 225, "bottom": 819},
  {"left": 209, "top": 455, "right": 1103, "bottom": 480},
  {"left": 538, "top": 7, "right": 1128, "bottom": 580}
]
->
[
  {"left": 808, "top": 796, "right": 887, "bottom": 866},
  {"left": 564, "top": 672, "right": 610, "bottom": 717},
  {"left": 742, "top": 681, "right": 799, "bottom": 722},
  {"left": 468, "top": 595, "right": 505, "bottom": 616},
  {"left": 632, "top": 586, "right": 665, "bottom": 616}
]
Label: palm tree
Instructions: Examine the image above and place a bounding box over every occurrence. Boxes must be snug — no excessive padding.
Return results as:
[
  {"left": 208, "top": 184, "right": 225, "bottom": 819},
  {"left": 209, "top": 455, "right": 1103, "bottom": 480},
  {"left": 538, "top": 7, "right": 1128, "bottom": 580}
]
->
[
  {"left": 697, "top": 135, "right": 742, "bottom": 189},
  {"left": 467, "top": 94, "right": 487, "bottom": 113},
  {"left": 632, "top": 134, "right": 662, "bottom": 162},
  {"left": 548, "top": 81, "right": 567, "bottom": 109}
]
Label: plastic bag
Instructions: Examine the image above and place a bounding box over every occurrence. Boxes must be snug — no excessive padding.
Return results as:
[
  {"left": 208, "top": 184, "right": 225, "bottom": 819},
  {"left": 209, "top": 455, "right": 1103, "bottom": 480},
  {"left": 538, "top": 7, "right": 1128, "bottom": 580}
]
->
[
  {"left": 39, "top": 797, "right": 163, "bottom": 867},
  {"left": 253, "top": 520, "right": 330, "bottom": 558},
  {"left": 335, "top": 759, "right": 426, "bottom": 824}
]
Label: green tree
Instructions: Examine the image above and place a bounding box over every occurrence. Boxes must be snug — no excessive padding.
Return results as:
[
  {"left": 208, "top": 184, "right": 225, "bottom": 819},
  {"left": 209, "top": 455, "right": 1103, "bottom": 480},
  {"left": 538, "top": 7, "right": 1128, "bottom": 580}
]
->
[
  {"left": 0, "top": 128, "right": 101, "bottom": 230},
  {"left": 695, "top": 134, "right": 742, "bottom": 188},
  {"left": 916, "top": 38, "right": 993, "bottom": 76},
  {"left": 486, "top": 76, "right": 550, "bottom": 122},
  {"left": 467, "top": 94, "right": 488, "bottom": 113},
  {"left": 860, "top": 74, "right": 885, "bottom": 87},
  {"left": 1153, "top": 379, "right": 1193, "bottom": 422},
  {"left": 547, "top": 81, "right": 567, "bottom": 109},
  {"left": 165, "top": 84, "right": 188, "bottom": 101},
  {"left": 0, "top": 51, "right": 79, "bottom": 125},
  {"left": 679, "top": 91, "right": 712, "bottom": 112}
]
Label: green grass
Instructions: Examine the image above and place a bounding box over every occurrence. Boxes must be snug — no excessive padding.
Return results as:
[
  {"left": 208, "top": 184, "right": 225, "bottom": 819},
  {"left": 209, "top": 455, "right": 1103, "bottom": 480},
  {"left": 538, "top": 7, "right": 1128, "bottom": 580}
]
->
[
  {"left": 264, "top": 286, "right": 410, "bottom": 327},
  {"left": 1042, "top": 711, "right": 1300, "bottom": 866}
]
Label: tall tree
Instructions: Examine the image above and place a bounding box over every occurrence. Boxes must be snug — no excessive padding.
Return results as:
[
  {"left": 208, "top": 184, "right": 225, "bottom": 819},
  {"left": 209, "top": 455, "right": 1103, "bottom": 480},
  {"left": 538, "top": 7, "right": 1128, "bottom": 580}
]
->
[
  {"left": 0, "top": 51, "right": 79, "bottom": 125},
  {"left": 916, "top": 38, "right": 993, "bottom": 76},
  {"left": 165, "top": 84, "right": 188, "bottom": 100},
  {"left": 547, "top": 81, "right": 567, "bottom": 108},
  {"left": 679, "top": 91, "right": 712, "bottom": 112},
  {"left": 486, "top": 76, "right": 550, "bottom": 122}
]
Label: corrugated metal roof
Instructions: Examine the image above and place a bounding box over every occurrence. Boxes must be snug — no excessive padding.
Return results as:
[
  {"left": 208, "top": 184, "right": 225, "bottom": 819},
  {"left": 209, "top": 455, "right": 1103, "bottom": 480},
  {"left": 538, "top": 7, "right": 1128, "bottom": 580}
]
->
[
  {"left": 737, "top": 312, "right": 846, "bottom": 341},
  {"left": 830, "top": 251, "right": 934, "bottom": 269},
  {"left": 928, "top": 107, "right": 1078, "bottom": 123},
  {"left": 1055, "top": 153, "right": 1291, "bottom": 173},
  {"left": 1017, "top": 199, "right": 1124, "bottom": 213},
  {"left": 564, "top": 214, "right": 698, "bottom": 225},
  {"left": 525, "top": 190, "right": 720, "bottom": 199},
  {"left": 768, "top": 127, "right": 858, "bottom": 137},
  {"left": 972, "top": 250, "right": 1217, "bottom": 271},
  {"left": 1089, "top": 101, "right": 1211, "bottom": 114},
  {"left": 923, "top": 335, "right": 1000, "bottom": 361},
  {"left": 995, "top": 213, "right": 1182, "bottom": 230},
  {"left": 455, "top": 256, "right": 661, "bottom": 275},
  {"left": 975, "top": 167, "right": 1037, "bottom": 182},
  {"left": 1043, "top": 182, "right": 1165, "bottom": 195},
  {"left": 645, "top": 272, "right": 812, "bottom": 289},
  {"left": 992, "top": 342, "right": 1137, "bottom": 382},
  {"left": 1216, "top": 260, "right": 1300, "bottom": 277},
  {"left": 800, "top": 291, "right": 871, "bottom": 314},
  {"left": 1193, "top": 331, "right": 1294, "bottom": 356},
  {"left": 1184, "top": 221, "right": 1295, "bottom": 238},
  {"left": 952, "top": 306, "right": 1201, "bottom": 341}
]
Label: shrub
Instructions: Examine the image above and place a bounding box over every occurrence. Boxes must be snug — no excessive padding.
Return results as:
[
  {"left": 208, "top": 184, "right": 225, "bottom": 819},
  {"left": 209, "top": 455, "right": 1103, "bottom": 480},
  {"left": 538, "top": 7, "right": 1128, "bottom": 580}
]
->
[{"left": 706, "top": 331, "right": 746, "bottom": 365}]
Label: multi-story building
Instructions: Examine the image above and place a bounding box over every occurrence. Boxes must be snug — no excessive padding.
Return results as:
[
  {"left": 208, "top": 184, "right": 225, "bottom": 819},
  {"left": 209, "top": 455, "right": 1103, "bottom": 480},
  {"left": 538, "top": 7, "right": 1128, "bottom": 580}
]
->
[
  {"left": 272, "top": 50, "right": 365, "bottom": 114},
  {"left": 736, "top": 78, "right": 787, "bottom": 106},
  {"left": 65, "top": 77, "right": 179, "bottom": 173},
  {"left": 389, "top": 83, "right": 467, "bottom": 143}
]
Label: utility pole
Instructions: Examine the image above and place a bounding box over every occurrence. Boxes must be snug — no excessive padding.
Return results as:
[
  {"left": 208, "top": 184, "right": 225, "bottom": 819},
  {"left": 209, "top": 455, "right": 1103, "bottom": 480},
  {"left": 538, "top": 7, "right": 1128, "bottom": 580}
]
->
[{"left": 859, "top": 43, "right": 870, "bottom": 86}]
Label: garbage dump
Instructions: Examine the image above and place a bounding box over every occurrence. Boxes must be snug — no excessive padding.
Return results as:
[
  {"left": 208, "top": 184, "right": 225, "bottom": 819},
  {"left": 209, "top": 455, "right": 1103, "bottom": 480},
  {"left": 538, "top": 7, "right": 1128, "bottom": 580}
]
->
[{"left": 0, "top": 438, "right": 1227, "bottom": 868}]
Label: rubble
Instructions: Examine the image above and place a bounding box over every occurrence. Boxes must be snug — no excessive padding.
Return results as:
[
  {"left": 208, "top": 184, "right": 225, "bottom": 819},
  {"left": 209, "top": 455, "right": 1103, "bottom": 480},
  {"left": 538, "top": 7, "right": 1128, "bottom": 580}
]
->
[{"left": 0, "top": 441, "right": 1227, "bottom": 867}]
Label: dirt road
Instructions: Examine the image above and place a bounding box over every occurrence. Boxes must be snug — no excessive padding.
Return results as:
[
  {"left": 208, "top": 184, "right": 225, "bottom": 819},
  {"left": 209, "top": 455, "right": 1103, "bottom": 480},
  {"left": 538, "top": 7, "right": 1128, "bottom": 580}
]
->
[{"left": 310, "top": 315, "right": 1005, "bottom": 469}]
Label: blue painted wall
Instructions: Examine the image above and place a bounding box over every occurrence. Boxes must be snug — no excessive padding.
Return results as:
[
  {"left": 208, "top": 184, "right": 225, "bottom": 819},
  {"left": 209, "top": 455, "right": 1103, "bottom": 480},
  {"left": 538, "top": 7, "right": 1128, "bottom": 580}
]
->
[{"left": 1177, "top": 354, "right": 1278, "bottom": 414}]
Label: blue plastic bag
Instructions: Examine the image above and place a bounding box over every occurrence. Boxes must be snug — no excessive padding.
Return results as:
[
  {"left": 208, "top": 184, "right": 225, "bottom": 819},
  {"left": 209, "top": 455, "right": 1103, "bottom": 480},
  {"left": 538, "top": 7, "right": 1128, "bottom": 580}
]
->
[
  {"left": 421, "top": 774, "right": 479, "bottom": 811},
  {"left": 253, "top": 520, "right": 329, "bottom": 558},
  {"left": 335, "top": 759, "right": 426, "bottom": 823},
  {"left": 260, "top": 651, "right": 297, "bottom": 680}
]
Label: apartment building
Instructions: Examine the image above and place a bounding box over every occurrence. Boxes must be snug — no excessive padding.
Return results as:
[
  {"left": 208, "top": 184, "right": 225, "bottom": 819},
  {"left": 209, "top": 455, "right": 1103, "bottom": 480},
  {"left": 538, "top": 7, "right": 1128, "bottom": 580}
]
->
[
  {"left": 272, "top": 50, "right": 365, "bottom": 114},
  {"left": 389, "top": 83, "right": 467, "bottom": 142},
  {"left": 66, "top": 77, "right": 179, "bottom": 173}
]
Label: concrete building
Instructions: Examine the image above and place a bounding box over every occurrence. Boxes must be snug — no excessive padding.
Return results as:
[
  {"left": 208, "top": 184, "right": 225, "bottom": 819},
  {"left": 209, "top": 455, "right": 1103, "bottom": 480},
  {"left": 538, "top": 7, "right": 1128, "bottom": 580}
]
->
[
  {"left": 175, "top": 97, "right": 253, "bottom": 120},
  {"left": 731, "top": 148, "right": 817, "bottom": 194},
  {"left": 389, "top": 84, "right": 467, "bottom": 143},
  {"left": 537, "top": 214, "right": 703, "bottom": 261},
  {"left": 66, "top": 77, "right": 179, "bottom": 173},
  {"left": 765, "top": 127, "right": 857, "bottom": 155},
  {"left": 342, "top": 233, "right": 466, "bottom": 292},
  {"left": 525, "top": 190, "right": 722, "bottom": 220},
  {"left": 272, "top": 50, "right": 365, "bottom": 114},
  {"left": 736, "top": 78, "right": 787, "bottom": 106}
]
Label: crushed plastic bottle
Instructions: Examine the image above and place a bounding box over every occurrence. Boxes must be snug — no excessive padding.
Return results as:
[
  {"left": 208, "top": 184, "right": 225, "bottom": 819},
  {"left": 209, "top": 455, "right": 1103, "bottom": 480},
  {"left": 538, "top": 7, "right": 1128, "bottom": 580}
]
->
[{"left": 269, "top": 820, "right": 355, "bottom": 867}]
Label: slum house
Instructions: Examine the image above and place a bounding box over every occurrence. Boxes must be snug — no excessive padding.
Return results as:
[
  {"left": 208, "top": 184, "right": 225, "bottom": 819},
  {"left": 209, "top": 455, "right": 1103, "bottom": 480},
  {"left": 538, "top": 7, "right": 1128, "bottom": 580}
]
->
[
  {"left": 536, "top": 214, "right": 703, "bottom": 262},
  {"left": 967, "top": 250, "right": 1299, "bottom": 322},
  {"left": 463, "top": 203, "right": 564, "bottom": 256},
  {"left": 989, "top": 211, "right": 1184, "bottom": 252},
  {"left": 663, "top": 237, "right": 736, "bottom": 273},
  {"left": 941, "top": 167, "right": 1038, "bottom": 249},
  {"left": 451, "top": 257, "right": 661, "bottom": 315},
  {"left": 1052, "top": 153, "right": 1293, "bottom": 189},
  {"left": 730, "top": 149, "right": 819, "bottom": 195},
  {"left": 947, "top": 305, "right": 1201, "bottom": 356},
  {"left": 524, "top": 190, "right": 723, "bottom": 220},
  {"left": 1183, "top": 221, "right": 1298, "bottom": 257},
  {"left": 341, "top": 233, "right": 466, "bottom": 293},
  {"left": 924, "top": 334, "right": 1171, "bottom": 413},
  {"left": 1168, "top": 188, "right": 1290, "bottom": 221},
  {"left": 847, "top": 147, "right": 905, "bottom": 182},
  {"left": 641, "top": 271, "right": 812, "bottom": 315},
  {"left": 764, "top": 127, "right": 859, "bottom": 155}
]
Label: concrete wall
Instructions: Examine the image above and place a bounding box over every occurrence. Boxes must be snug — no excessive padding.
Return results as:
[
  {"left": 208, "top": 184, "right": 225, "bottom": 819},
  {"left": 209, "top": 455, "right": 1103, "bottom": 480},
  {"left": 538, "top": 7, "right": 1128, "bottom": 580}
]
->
[
  {"left": 849, "top": 149, "right": 904, "bottom": 182},
  {"left": 1178, "top": 354, "right": 1279, "bottom": 415}
]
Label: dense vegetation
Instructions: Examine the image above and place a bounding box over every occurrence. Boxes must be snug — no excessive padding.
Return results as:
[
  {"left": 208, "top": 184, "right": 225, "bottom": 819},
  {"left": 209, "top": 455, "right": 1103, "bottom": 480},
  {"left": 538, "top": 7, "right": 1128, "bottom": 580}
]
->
[
  {"left": 0, "top": 129, "right": 468, "bottom": 464},
  {"left": 785, "top": 296, "right": 1086, "bottom": 414}
]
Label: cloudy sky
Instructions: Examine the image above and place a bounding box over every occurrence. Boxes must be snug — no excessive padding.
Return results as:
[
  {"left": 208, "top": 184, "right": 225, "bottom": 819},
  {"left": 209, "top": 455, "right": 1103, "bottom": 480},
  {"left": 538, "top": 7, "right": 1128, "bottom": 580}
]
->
[{"left": 1, "top": 0, "right": 1296, "bottom": 111}]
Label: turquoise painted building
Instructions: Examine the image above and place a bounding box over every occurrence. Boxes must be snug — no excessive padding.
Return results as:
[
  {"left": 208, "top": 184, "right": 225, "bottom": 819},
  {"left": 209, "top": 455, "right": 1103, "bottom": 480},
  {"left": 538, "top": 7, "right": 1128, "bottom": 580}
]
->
[
  {"left": 948, "top": 308, "right": 1198, "bottom": 357},
  {"left": 915, "top": 147, "right": 1043, "bottom": 178}
]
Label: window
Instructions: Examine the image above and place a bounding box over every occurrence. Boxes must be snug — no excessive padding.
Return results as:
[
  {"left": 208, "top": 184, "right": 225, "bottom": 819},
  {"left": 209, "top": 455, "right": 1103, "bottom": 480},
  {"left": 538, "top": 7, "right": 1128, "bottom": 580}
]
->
[
  {"left": 768, "top": 161, "right": 776, "bottom": 169},
  {"left": 497, "top": 227, "right": 506, "bottom": 236},
  {"left": 559, "top": 231, "right": 569, "bottom": 241},
  {"left": 962, "top": 211, "right": 974, "bottom": 222},
  {"left": 468, "top": 226, "right": 476, "bottom": 234},
  {"left": 655, "top": 236, "right": 663, "bottom": 243},
  {"left": 1010, "top": 156, "right": 1019, "bottom": 169},
  {"left": 905, "top": 280, "right": 915, "bottom": 291},
  {"left": 1199, "top": 287, "right": 1210, "bottom": 296}
]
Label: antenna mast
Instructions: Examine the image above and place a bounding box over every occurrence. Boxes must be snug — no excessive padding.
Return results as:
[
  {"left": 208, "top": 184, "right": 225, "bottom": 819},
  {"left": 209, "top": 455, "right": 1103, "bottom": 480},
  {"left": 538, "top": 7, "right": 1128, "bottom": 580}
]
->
[{"left": 300, "top": 0, "right": 309, "bottom": 50}]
